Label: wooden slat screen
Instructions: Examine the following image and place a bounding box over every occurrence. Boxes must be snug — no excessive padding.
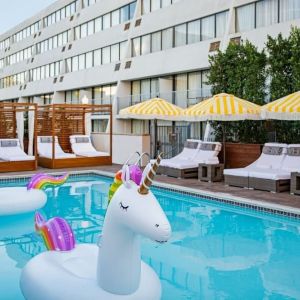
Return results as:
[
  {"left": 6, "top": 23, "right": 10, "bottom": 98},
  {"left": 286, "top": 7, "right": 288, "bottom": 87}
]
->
[{"left": 37, "top": 104, "right": 112, "bottom": 153}]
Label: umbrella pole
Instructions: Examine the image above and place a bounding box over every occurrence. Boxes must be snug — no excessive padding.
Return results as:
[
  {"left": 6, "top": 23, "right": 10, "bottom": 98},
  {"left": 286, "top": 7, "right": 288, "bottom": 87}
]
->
[
  {"left": 223, "top": 123, "right": 226, "bottom": 167},
  {"left": 154, "top": 119, "right": 158, "bottom": 158}
]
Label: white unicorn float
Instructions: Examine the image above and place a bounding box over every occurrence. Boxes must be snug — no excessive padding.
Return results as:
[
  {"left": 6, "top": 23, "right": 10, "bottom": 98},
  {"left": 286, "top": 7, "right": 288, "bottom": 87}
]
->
[{"left": 20, "top": 154, "right": 171, "bottom": 300}]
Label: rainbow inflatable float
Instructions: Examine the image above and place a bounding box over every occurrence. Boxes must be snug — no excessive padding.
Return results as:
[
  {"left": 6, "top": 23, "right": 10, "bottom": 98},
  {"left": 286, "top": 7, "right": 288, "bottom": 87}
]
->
[{"left": 27, "top": 173, "right": 69, "bottom": 190}]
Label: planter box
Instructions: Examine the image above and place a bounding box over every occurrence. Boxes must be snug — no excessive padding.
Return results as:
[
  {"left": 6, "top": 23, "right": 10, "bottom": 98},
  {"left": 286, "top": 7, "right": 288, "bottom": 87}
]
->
[{"left": 219, "top": 143, "right": 263, "bottom": 169}]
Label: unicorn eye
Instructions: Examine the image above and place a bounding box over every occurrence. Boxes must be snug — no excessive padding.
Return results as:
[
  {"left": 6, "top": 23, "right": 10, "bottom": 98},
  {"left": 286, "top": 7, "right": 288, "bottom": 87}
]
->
[{"left": 119, "top": 202, "right": 129, "bottom": 211}]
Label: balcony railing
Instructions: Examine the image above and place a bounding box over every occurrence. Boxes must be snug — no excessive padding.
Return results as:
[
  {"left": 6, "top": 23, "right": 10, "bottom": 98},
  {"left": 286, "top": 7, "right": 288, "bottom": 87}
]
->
[{"left": 116, "top": 88, "right": 212, "bottom": 113}]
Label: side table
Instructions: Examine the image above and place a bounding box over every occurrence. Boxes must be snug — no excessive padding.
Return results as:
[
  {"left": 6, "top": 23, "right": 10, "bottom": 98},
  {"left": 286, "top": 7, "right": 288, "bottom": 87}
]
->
[
  {"left": 291, "top": 172, "right": 300, "bottom": 195},
  {"left": 198, "top": 163, "right": 224, "bottom": 182}
]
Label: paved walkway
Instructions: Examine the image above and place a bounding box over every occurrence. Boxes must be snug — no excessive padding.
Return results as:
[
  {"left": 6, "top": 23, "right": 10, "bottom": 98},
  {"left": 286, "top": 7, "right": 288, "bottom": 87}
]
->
[{"left": 1, "top": 164, "right": 300, "bottom": 210}]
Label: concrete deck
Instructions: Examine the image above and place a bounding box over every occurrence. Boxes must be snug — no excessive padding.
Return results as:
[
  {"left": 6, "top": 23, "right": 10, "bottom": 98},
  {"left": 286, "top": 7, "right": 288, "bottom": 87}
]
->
[{"left": 1, "top": 164, "right": 300, "bottom": 210}]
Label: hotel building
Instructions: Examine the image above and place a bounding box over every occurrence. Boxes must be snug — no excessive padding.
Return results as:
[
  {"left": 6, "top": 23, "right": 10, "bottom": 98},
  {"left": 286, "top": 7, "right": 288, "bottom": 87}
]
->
[{"left": 0, "top": 0, "right": 299, "bottom": 162}]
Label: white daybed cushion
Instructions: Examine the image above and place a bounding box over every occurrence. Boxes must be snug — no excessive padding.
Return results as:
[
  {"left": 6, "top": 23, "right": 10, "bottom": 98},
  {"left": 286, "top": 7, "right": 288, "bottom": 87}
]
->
[
  {"left": 248, "top": 169, "right": 291, "bottom": 180},
  {"left": 281, "top": 144, "right": 300, "bottom": 172},
  {"left": 0, "top": 139, "right": 35, "bottom": 161},
  {"left": 224, "top": 143, "right": 288, "bottom": 178},
  {"left": 70, "top": 135, "right": 109, "bottom": 157},
  {"left": 192, "top": 142, "right": 222, "bottom": 164},
  {"left": 38, "top": 136, "right": 76, "bottom": 159},
  {"left": 163, "top": 159, "right": 198, "bottom": 169}
]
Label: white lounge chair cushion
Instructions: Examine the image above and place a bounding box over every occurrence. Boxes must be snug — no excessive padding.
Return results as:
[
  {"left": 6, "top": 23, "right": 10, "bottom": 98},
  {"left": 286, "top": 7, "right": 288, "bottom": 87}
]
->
[
  {"left": 281, "top": 144, "right": 300, "bottom": 172},
  {"left": 0, "top": 139, "right": 35, "bottom": 161},
  {"left": 248, "top": 169, "right": 291, "bottom": 180},
  {"left": 223, "top": 168, "right": 250, "bottom": 177},
  {"left": 70, "top": 135, "right": 109, "bottom": 157}
]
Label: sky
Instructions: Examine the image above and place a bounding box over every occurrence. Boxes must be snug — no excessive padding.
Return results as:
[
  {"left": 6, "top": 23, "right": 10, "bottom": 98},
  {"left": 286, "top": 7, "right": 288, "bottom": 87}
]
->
[{"left": 0, "top": 0, "right": 56, "bottom": 35}]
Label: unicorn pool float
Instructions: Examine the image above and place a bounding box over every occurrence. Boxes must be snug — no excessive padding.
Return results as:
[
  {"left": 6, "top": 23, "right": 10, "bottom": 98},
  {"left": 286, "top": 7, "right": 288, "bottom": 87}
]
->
[
  {"left": 0, "top": 173, "right": 68, "bottom": 216},
  {"left": 20, "top": 154, "right": 171, "bottom": 300}
]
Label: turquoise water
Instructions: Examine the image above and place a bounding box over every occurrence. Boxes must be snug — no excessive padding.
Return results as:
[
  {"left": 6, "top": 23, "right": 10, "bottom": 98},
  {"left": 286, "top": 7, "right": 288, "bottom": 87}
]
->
[{"left": 0, "top": 174, "right": 300, "bottom": 300}]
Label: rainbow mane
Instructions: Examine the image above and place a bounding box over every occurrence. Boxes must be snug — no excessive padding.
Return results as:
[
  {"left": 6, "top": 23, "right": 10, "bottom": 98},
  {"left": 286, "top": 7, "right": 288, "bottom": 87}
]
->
[
  {"left": 35, "top": 212, "right": 75, "bottom": 251},
  {"left": 27, "top": 173, "right": 69, "bottom": 190}
]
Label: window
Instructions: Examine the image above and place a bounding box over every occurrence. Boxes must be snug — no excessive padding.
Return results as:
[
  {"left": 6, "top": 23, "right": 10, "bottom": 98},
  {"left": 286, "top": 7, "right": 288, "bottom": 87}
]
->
[
  {"left": 280, "top": 0, "right": 300, "bottom": 22},
  {"left": 175, "top": 24, "right": 187, "bottom": 47},
  {"left": 142, "top": 0, "right": 150, "bottom": 14},
  {"left": 111, "top": 44, "right": 120, "bottom": 62},
  {"left": 187, "top": 20, "right": 200, "bottom": 44},
  {"left": 103, "top": 14, "right": 110, "bottom": 29},
  {"left": 162, "top": 28, "right": 173, "bottom": 50},
  {"left": 121, "top": 5, "right": 130, "bottom": 22},
  {"left": 78, "top": 54, "right": 85, "bottom": 70},
  {"left": 120, "top": 41, "right": 127, "bottom": 59},
  {"left": 86, "top": 52, "right": 93, "bottom": 68},
  {"left": 201, "top": 15, "right": 215, "bottom": 40},
  {"left": 81, "top": 23, "right": 88, "bottom": 38},
  {"left": 95, "top": 17, "right": 102, "bottom": 32},
  {"left": 256, "top": 0, "right": 278, "bottom": 27},
  {"left": 151, "top": 31, "right": 161, "bottom": 52},
  {"left": 94, "top": 49, "right": 102, "bottom": 66},
  {"left": 151, "top": 0, "right": 160, "bottom": 11},
  {"left": 132, "top": 37, "right": 141, "bottom": 57},
  {"left": 141, "top": 34, "right": 151, "bottom": 55},
  {"left": 72, "top": 56, "right": 79, "bottom": 72},
  {"left": 129, "top": 2, "right": 137, "bottom": 19},
  {"left": 216, "top": 11, "right": 228, "bottom": 37},
  {"left": 102, "top": 47, "right": 110, "bottom": 64},
  {"left": 162, "top": 0, "right": 172, "bottom": 8},
  {"left": 236, "top": 3, "right": 255, "bottom": 32},
  {"left": 87, "top": 21, "right": 94, "bottom": 36},
  {"left": 111, "top": 10, "right": 120, "bottom": 26}
]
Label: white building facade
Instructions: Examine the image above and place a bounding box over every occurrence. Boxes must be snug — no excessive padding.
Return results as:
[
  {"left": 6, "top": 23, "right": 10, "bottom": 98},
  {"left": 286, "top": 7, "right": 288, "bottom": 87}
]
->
[{"left": 0, "top": 0, "right": 299, "bottom": 161}]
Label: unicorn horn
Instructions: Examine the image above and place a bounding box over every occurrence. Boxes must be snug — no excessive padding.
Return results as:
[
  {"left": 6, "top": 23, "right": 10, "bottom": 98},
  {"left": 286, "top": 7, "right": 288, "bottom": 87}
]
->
[{"left": 138, "top": 153, "right": 163, "bottom": 195}]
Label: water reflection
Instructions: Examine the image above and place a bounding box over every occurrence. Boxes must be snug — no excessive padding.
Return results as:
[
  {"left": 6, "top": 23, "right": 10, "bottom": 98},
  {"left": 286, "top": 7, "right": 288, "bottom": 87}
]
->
[{"left": 0, "top": 178, "right": 300, "bottom": 300}]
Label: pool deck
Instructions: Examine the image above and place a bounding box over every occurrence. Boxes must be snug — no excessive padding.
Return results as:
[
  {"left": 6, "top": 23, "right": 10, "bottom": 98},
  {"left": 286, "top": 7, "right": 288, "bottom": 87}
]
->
[{"left": 1, "top": 164, "right": 300, "bottom": 211}]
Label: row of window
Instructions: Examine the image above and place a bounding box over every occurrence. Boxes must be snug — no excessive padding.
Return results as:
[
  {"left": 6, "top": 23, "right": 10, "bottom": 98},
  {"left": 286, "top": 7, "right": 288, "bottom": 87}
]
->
[
  {"left": 0, "top": 58, "right": 4, "bottom": 69},
  {"left": 65, "top": 84, "right": 117, "bottom": 105},
  {"left": 236, "top": 0, "right": 300, "bottom": 32},
  {"left": 13, "top": 21, "right": 41, "bottom": 44},
  {"left": 74, "top": 2, "right": 136, "bottom": 41},
  {"left": 37, "top": 30, "right": 71, "bottom": 55},
  {"left": 130, "top": 70, "right": 210, "bottom": 107},
  {"left": 29, "top": 61, "right": 62, "bottom": 82},
  {"left": 44, "top": 1, "right": 78, "bottom": 28},
  {"left": 0, "top": 38, "right": 10, "bottom": 51},
  {"left": 66, "top": 41, "right": 127, "bottom": 73},
  {"left": 132, "top": 10, "right": 228, "bottom": 57},
  {"left": 6, "top": 45, "right": 35, "bottom": 66},
  {"left": 0, "top": 71, "right": 26, "bottom": 89},
  {"left": 142, "top": 0, "right": 180, "bottom": 14}
]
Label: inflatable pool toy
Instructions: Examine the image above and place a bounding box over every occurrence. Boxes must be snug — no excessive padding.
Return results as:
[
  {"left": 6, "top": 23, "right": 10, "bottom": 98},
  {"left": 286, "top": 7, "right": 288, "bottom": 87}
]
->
[
  {"left": 0, "top": 187, "right": 47, "bottom": 216},
  {"left": 108, "top": 170, "right": 122, "bottom": 203},
  {"left": 27, "top": 173, "right": 69, "bottom": 190},
  {"left": 129, "top": 164, "right": 142, "bottom": 185},
  {"left": 20, "top": 154, "right": 171, "bottom": 300},
  {"left": 35, "top": 212, "right": 75, "bottom": 251}
]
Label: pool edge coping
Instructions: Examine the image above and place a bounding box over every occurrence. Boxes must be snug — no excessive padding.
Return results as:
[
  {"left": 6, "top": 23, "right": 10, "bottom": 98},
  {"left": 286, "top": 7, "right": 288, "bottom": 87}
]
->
[{"left": 1, "top": 169, "right": 300, "bottom": 218}]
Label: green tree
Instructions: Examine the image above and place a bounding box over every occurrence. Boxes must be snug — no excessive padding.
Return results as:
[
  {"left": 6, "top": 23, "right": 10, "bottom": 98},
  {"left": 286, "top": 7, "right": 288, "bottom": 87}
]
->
[
  {"left": 266, "top": 27, "right": 300, "bottom": 143},
  {"left": 208, "top": 41, "right": 267, "bottom": 143}
]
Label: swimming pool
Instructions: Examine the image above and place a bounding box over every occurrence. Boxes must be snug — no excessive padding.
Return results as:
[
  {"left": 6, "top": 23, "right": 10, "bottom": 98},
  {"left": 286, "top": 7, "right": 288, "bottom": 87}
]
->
[{"left": 0, "top": 173, "right": 300, "bottom": 300}]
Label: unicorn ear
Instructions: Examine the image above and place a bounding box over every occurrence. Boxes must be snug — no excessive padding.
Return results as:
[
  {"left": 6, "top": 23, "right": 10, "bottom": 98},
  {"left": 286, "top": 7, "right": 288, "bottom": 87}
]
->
[{"left": 121, "top": 164, "right": 131, "bottom": 188}]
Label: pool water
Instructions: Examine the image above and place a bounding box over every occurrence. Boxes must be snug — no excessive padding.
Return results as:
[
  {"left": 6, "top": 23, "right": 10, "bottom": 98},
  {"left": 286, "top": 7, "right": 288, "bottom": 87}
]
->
[{"left": 0, "top": 174, "right": 300, "bottom": 300}]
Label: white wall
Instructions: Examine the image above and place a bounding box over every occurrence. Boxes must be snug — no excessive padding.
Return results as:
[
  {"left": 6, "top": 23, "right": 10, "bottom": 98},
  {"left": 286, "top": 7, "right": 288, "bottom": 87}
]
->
[{"left": 92, "top": 133, "right": 150, "bottom": 166}]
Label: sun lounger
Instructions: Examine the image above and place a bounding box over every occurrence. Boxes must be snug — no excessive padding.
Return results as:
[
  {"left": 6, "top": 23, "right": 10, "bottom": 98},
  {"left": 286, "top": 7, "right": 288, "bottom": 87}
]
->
[
  {"left": 70, "top": 135, "right": 109, "bottom": 157},
  {"left": 38, "top": 136, "right": 76, "bottom": 159},
  {"left": 0, "top": 139, "right": 35, "bottom": 161},
  {"left": 153, "top": 139, "right": 201, "bottom": 168},
  {"left": 158, "top": 141, "right": 222, "bottom": 178},
  {"left": 248, "top": 144, "right": 300, "bottom": 192},
  {"left": 224, "top": 143, "right": 288, "bottom": 189}
]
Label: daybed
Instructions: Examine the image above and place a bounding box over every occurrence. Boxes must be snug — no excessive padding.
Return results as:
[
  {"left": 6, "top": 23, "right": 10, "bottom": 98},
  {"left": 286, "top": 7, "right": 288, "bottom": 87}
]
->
[
  {"left": 158, "top": 141, "right": 222, "bottom": 178},
  {"left": 70, "top": 135, "right": 109, "bottom": 157}
]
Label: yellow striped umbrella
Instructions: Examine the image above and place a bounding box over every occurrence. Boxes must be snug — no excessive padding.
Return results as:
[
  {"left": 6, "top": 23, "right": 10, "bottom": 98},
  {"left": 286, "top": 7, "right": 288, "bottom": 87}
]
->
[
  {"left": 262, "top": 91, "right": 300, "bottom": 120},
  {"left": 119, "top": 98, "right": 184, "bottom": 121},
  {"left": 184, "top": 93, "right": 261, "bottom": 121}
]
